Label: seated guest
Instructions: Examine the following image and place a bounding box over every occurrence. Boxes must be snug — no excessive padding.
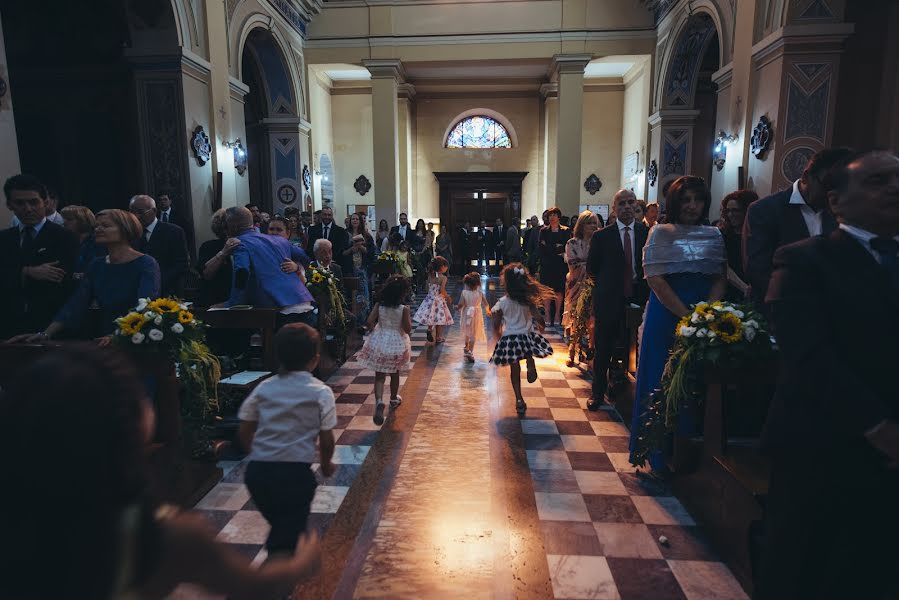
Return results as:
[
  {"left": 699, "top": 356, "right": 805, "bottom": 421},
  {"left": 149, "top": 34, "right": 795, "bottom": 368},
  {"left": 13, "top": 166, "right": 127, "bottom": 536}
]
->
[
  {"left": 129, "top": 194, "right": 189, "bottom": 297},
  {"left": 196, "top": 208, "right": 236, "bottom": 307},
  {"left": 1, "top": 344, "right": 321, "bottom": 599},
  {"left": 9, "top": 209, "right": 160, "bottom": 341},
  {"left": 220, "top": 207, "right": 315, "bottom": 327},
  {"left": 61, "top": 205, "right": 105, "bottom": 278},
  {"left": 311, "top": 238, "right": 342, "bottom": 280},
  {"left": 717, "top": 189, "right": 757, "bottom": 299},
  {"left": 760, "top": 151, "right": 899, "bottom": 599},
  {"left": 0, "top": 174, "right": 78, "bottom": 339},
  {"left": 384, "top": 232, "right": 413, "bottom": 279}
]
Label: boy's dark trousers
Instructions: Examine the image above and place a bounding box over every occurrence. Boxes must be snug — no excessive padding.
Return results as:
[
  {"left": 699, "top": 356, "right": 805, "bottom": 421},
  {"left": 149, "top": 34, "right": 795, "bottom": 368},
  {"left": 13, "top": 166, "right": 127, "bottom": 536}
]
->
[{"left": 245, "top": 461, "right": 317, "bottom": 554}]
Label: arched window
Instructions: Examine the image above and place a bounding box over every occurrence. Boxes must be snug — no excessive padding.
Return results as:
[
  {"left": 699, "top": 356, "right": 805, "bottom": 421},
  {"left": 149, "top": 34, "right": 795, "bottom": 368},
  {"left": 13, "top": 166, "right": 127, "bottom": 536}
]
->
[{"left": 445, "top": 115, "right": 512, "bottom": 148}]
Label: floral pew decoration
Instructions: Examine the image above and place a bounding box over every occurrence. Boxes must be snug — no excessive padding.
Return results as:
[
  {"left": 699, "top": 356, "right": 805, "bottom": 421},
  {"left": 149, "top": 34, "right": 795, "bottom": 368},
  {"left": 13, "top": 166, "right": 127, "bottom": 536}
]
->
[
  {"left": 305, "top": 265, "right": 351, "bottom": 338},
  {"left": 631, "top": 301, "right": 775, "bottom": 467},
  {"left": 372, "top": 250, "right": 400, "bottom": 276},
  {"left": 568, "top": 278, "right": 595, "bottom": 366}
]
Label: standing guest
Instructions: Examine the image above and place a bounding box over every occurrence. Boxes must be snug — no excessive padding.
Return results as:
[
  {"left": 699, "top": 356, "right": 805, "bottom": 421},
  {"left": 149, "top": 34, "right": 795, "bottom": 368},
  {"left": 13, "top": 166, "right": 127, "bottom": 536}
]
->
[
  {"left": 413, "top": 256, "right": 453, "bottom": 344},
  {"left": 525, "top": 215, "right": 541, "bottom": 274},
  {"left": 759, "top": 151, "right": 899, "bottom": 599},
  {"left": 718, "top": 189, "right": 757, "bottom": 298},
  {"left": 435, "top": 226, "right": 453, "bottom": 267},
  {"left": 245, "top": 203, "right": 262, "bottom": 229},
  {"left": 411, "top": 219, "right": 429, "bottom": 287},
  {"left": 522, "top": 215, "right": 538, "bottom": 252},
  {"left": 9, "top": 209, "right": 160, "bottom": 341},
  {"left": 542, "top": 210, "right": 550, "bottom": 227},
  {"left": 490, "top": 264, "right": 555, "bottom": 416},
  {"left": 313, "top": 209, "right": 322, "bottom": 227},
  {"left": 413, "top": 219, "right": 428, "bottom": 252},
  {"left": 743, "top": 147, "right": 853, "bottom": 310},
  {"left": 343, "top": 212, "right": 376, "bottom": 324},
  {"left": 538, "top": 206, "right": 571, "bottom": 327},
  {"left": 196, "top": 208, "right": 237, "bottom": 307},
  {"left": 634, "top": 200, "right": 646, "bottom": 224},
  {"left": 505, "top": 218, "right": 523, "bottom": 265},
  {"left": 357, "top": 275, "right": 413, "bottom": 426},
  {"left": 1, "top": 345, "right": 321, "bottom": 600},
  {"left": 130, "top": 195, "right": 189, "bottom": 297},
  {"left": 389, "top": 212, "right": 416, "bottom": 246},
  {"left": 306, "top": 207, "right": 348, "bottom": 272},
  {"left": 219, "top": 207, "right": 315, "bottom": 328},
  {"left": 157, "top": 192, "right": 194, "bottom": 254},
  {"left": 628, "top": 176, "right": 727, "bottom": 471},
  {"left": 560, "top": 215, "right": 571, "bottom": 228},
  {"left": 477, "top": 219, "right": 493, "bottom": 273},
  {"left": 299, "top": 211, "right": 313, "bottom": 239},
  {"left": 384, "top": 232, "right": 414, "bottom": 279},
  {"left": 344, "top": 215, "right": 352, "bottom": 230},
  {"left": 61, "top": 205, "right": 105, "bottom": 278},
  {"left": 9, "top": 185, "right": 64, "bottom": 227},
  {"left": 239, "top": 323, "right": 337, "bottom": 559},
  {"left": 425, "top": 222, "right": 436, "bottom": 253},
  {"left": 376, "top": 218, "right": 391, "bottom": 250},
  {"left": 492, "top": 217, "right": 507, "bottom": 275},
  {"left": 311, "top": 238, "right": 342, "bottom": 282},
  {"left": 0, "top": 174, "right": 78, "bottom": 339},
  {"left": 643, "top": 202, "right": 660, "bottom": 228},
  {"left": 458, "top": 220, "right": 473, "bottom": 273},
  {"left": 562, "top": 210, "right": 600, "bottom": 333},
  {"left": 587, "top": 191, "right": 649, "bottom": 409}
]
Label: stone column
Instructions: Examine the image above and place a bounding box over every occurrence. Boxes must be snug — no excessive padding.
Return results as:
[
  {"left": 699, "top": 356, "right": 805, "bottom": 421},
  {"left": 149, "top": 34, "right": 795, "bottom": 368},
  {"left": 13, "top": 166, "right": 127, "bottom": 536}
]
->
[
  {"left": 551, "top": 54, "right": 591, "bottom": 216},
  {"left": 0, "top": 9, "right": 21, "bottom": 225},
  {"left": 540, "top": 83, "right": 558, "bottom": 212},
  {"left": 364, "top": 59, "right": 404, "bottom": 227},
  {"left": 397, "top": 83, "right": 416, "bottom": 217},
  {"left": 647, "top": 109, "right": 700, "bottom": 208}
]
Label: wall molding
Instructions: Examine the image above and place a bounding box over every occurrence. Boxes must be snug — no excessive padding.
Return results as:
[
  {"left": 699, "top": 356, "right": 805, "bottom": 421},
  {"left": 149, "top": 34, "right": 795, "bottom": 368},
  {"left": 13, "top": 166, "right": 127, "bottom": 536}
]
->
[{"left": 305, "top": 28, "right": 656, "bottom": 49}]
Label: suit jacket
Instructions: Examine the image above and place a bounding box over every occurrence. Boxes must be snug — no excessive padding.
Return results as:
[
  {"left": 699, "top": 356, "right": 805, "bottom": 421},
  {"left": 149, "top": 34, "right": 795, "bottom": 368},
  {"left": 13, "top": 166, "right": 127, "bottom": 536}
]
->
[
  {"left": 505, "top": 225, "right": 522, "bottom": 261},
  {"left": 743, "top": 187, "right": 837, "bottom": 309},
  {"left": 493, "top": 226, "right": 507, "bottom": 254},
  {"left": 763, "top": 230, "right": 898, "bottom": 463},
  {"left": 306, "top": 222, "right": 349, "bottom": 272},
  {"left": 142, "top": 221, "right": 189, "bottom": 297},
  {"left": 389, "top": 225, "right": 418, "bottom": 246},
  {"left": 458, "top": 227, "right": 472, "bottom": 259},
  {"left": 160, "top": 208, "right": 194, "bottom": 253},
  {"left": 0, "top": 221, "right": 79, "bottom": 337},
  {"left": 588, "top": 222, "right": 649, "bottom": 324}
]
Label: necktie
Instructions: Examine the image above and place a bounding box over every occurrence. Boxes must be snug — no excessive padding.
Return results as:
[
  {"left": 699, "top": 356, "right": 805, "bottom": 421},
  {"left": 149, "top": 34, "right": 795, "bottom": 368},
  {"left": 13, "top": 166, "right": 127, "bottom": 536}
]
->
[
  {"left": 871, "top": 237, "right": 899, "bottom": 289},
  {"left": 622, "top": 226, "right": 633, "bottom": 298},
  {"left": 323, "top": 225, "right": 329, "bottom": 239},
  {"left": 21, "top": 226, "right": 35, "bottom": 254},
  {"left": 162, "top": 211, "right": 169, "bottom": 223}
]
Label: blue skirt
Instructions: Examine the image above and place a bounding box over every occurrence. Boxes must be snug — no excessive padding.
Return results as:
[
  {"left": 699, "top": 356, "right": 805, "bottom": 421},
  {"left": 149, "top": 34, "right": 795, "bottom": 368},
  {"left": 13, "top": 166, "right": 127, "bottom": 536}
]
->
[{"left": 628, "top": 272, "right": 717, "bottom": 469}]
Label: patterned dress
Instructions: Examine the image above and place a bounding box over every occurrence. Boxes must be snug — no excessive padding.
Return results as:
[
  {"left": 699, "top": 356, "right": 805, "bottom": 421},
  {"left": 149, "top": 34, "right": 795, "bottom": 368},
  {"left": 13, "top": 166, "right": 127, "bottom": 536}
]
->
[
  {"left": 357, "top": 305, "right": 412, "bottom": 373},
  {"left": 413, "top": 280, "right": 454, "bottom": 326},
  {"left": 489, "top": 296, "right": 553, "bottom": 365}
]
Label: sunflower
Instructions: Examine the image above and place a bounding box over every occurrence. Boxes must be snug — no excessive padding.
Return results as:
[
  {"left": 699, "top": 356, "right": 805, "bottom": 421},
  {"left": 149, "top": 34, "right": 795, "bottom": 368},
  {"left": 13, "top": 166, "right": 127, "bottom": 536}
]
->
[
  {"left": 178, "top": 310, "right": 194, "bottom": 324},
  {"left": 311, "top": 272, "right": 324, "bottom": 284},
  {"left": 710, "top": 312, "right": 743, "bottom": 344},
  {"left": 148, "top": 298, "right": 181, "bottom": 313},
  {"left": 118, "top": 312, "right": 148, "bottom": 335}
]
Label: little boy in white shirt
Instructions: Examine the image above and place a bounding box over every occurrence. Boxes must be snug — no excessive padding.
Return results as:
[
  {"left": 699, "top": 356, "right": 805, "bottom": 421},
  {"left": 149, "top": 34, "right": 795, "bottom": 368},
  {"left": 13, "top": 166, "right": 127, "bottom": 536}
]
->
[{"left": 239, "top": 323, "right": 337, "bottom": 556}]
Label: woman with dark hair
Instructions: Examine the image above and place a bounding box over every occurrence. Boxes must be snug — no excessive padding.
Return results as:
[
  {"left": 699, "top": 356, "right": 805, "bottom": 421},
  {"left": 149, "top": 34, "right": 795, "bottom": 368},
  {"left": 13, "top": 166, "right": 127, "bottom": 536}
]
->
[
  {"left": 376, "top": 219, "right": 390, "bottom": 251},
  {"left": 718, "top": 189, "right": 757, "bottom": 298},
  {"left": 537, "top": 206, "right": 571, "bottom": 327},
  {"left": 344, "top": 212, "right": 376, "bottom": 324},
  {"left": 0, "top": 345, "right": 320, "bottom": 599},
  {"left": 628, "top": 176, "right": 727, "bottom": 471}
]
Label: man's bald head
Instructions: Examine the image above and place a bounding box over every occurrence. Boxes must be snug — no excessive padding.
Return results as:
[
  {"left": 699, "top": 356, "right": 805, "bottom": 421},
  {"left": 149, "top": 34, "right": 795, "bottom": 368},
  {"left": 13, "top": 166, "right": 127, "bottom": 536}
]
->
[
  {"left": 225, "top": 206, "right": 255, "bottom": 236},
  {"left": 613, "top": 189, "right": 637, "bottom": 225},
  {"left": 129, "top": 194, "right": 157, "bottom": 227}
]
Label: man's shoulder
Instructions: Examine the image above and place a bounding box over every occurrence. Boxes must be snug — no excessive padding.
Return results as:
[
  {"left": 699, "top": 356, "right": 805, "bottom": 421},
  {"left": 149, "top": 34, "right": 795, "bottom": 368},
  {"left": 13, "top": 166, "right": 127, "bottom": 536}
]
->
[
  {"left": 750, "top": 188, "right": 792, "bottom": 213},
  {"left": 156, "top": 220, "right": 186, "bottom": 237},
  {"left": 772, "top": 234, "right": 833, "bottom": 268}
]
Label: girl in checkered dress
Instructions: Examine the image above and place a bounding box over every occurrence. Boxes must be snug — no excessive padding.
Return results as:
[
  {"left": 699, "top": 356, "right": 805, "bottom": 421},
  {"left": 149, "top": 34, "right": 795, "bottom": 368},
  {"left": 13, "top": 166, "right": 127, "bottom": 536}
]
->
[{"left": 490, "top": 263, "right": 555, "bottom": 416}]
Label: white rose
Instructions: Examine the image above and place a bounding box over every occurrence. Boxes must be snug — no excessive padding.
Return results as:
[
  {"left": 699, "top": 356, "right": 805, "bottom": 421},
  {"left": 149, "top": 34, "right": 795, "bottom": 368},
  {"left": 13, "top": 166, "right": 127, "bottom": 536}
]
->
[
  {"left": 733, "top": 310, "right": 745, "bottom": 319},
  {"left": 691, "top": 314, "right": 701, "bottom": 324},
  {"left": 679, "top": 326, "right": 697, "bottom": 337},
  {"left": 136, "top": 299, "right": 148, "bottom": 312},
  {"left": 744, "top": 327, "right": 757, "bottom": 342},
  {"left": 131, "top": 332, "right": 145, "bottom": 344},
  {"left": 714, "top": 305, "right": 725, "bottom": 312},
  {"left": 705, "top": 314, "right": 715, "bottom": 321},
  {"left": 708, "top": 331, "right": 717, "bottom": 338},
  {"left": 179, "top": 303, "right": 189, "bottom": 310},
  {"left": 144, "top": 311, "right": 155, "bottom": 320},
  {"left": 745, "top": 319, "right": 759, "bottom": 329},
  {"left": 148, "top": 329, "right": 164, "bottom": 341},
  {"left": 171, "top": 323, "right": 184, "bottom": 334},
  {"left": 696, "top": 329, "right": 707, "bottom": 338},
  {"left": 154, "top": 316, "right": 163, "bottom": 325}
]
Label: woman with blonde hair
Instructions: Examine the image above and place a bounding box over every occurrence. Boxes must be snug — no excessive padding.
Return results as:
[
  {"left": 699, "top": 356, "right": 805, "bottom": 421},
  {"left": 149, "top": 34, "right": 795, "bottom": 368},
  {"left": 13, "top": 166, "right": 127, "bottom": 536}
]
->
[
  {"left": 61, "top": 205, "right": 104, "bottom": 277},
  {"left": 562, "top": 210, "right": 601, "bottom": 334}
]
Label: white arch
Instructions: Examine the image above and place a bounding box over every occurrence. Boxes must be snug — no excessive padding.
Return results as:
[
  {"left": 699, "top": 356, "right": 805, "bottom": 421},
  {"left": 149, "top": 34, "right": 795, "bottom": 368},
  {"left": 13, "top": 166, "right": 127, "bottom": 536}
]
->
[
  {"left": 169, "top": 0, "right": 199, "bottom": 49},
  {"left": 442, "top": 109, "right": 519, "bottom": 149}
]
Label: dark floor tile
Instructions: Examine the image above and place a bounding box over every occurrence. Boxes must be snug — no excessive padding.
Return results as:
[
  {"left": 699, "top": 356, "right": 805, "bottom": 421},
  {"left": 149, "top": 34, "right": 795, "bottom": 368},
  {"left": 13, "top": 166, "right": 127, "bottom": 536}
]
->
[
  {"left": 192, "top": 509, "right": 237, "bottom": 534},
  {"left": 606, "top": 557, "right": 687, "bottom": 600},
  {"left": 583, "top": 494, "right": 643, "bottom": 523},
  {"left": 530, "top": 469, "right": 580, "bottom": 493},
  {"left": 585, "top": 409, "right": 616, "bottom": 422},
  {"left": 541, "top": 379, "right": 571, "bottom": 388},
  {"left": 539, "top": 520, "right": 603, "bottom": 555},
  {"left": 318, "top": 463, "right": 362, "bottom": 486},
  {"left": 356, "top": 403, "right": 376, "bottom": 416},
  {"left": 646, "top": 525, "right": 718, "bottom": 561},
  {"left": 555, "top": 421, "right": 596, "bottom": 435},
  {"left": 336, "top": 393, "right": 368, "bottom": 404},
  {"left": 328, "top": 385, "right": 346, "bottom": 395},
  {"left": 241, "top": 497, "right": 257, "bottom": 511},
  {"left": 524, "top": 434, "right": 565, "bottom": 450},
  {"left": 336, "top": 415, "right": 354, "bottom": 428},
  {"left": 336, "top": 429, "right": 379, "bottom": 446},
  {"left": 522, "top": 407, "right": 554, "bottom": 420},
  {"left": 547, "top": 397, "right": 580, "bottom": 409},
  {"left": 306, "top": 512, "right": 335, "bottom": 535},
  {"left": 597, "top": 436, "right": 630, "bottom": 453},
  {"left": 221, "top": 461, "right": 248, "bottom": 483},
  {"left": 521, "top": 387, "right": 546, "bottom": 398},
  {"left": 567, "top": 451, "right": 615, "bottom": 471},
  {"left": 617, "top": 472, "right": 671, "bottom": 497},
  {"left": 229, "top": 543, "right": 264, "bottom": 560},
  {"left": 353, "top": 376, "right": 376, "bottom": 384}
]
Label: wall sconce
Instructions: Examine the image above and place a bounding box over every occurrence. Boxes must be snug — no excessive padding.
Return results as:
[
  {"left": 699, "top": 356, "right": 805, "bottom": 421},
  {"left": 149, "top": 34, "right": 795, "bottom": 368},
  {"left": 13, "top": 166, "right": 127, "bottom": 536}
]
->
[
  {"left": 224, "top": 138, "right": 247, "bottom": 175},
  {"left": 312, "top": 153, "right": 329, "bottom": 182},
  {"left": 712, "top": 131, "right": 738, "bottom": 171}
]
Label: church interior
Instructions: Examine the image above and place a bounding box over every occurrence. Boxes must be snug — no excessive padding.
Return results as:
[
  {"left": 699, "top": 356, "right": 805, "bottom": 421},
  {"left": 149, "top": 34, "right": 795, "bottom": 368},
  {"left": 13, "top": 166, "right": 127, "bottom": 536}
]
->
[{"left": 1, "top": 0, "right": 898, "bottom": 598}]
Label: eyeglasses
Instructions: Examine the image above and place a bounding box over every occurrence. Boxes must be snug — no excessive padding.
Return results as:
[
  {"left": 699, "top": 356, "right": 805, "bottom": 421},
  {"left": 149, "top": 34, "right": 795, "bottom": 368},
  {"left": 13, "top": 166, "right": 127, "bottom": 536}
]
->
[{"left": 130, "top": 207, "right": 154, "bottom": 216}]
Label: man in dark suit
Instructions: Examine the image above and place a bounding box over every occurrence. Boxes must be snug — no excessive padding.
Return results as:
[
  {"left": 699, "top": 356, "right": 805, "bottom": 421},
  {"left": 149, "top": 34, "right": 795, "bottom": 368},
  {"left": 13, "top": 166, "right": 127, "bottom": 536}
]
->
[
  {"left": 305, "top": 206, "right": 348, "bottom": 272},
  {"left": 129, "top": 194, "right": 189, "bottom": 297},
  {"left": 477, "top": 219, "right": 493, "bottom": 273},
  {"left": 458, "top": 221, "right": 472, "bottom": 274},
  {"left": 587, "top": 189, "right": 649, "bottom": 409},
  {"left": 389, "top": 212, "right": 418, "bottom": 245},
  {"left": 0, "top": 174, "right": 78, "bottom": 338},
  {"left": 157, "top": 192, "right": 195, "bottom": 256},
  {"left": 760, "top": 151, "right": 899, "bottom": 599},
  {"left": 743, "top": 147, "right": 853, "bottom": 310},
  {"left": 492, "top": 217, "right": 507, "bottom": 275}
]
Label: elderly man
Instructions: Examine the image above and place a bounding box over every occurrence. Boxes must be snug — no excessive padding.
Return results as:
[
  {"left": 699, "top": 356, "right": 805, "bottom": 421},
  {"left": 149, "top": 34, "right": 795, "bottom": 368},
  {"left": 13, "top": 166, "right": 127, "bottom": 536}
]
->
[
  {"left": 129, "top": 194, "right": 189, "bottom": 296},
  {"left": 760, "top": 151, "right": 899, "bottom": 599},
  {"left": 311, "top": 238, "right": 342, "bottom": 281},
  {"left": 221, "top": 206, "right": 315, "bottom": 327}
]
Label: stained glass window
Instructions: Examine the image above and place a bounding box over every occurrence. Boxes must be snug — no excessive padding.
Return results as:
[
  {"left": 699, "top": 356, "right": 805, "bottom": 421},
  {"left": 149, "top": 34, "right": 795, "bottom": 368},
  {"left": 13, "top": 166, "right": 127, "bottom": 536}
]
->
[{"left": 446, "top": 115, "right": 512, "bottom": 148}]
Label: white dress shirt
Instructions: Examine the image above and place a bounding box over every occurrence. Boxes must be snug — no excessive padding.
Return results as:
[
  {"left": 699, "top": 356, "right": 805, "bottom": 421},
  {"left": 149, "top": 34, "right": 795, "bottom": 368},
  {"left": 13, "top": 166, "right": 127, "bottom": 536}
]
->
[
  {"left": 789, "top": 179, "right": 824, "bottom": 236},
  {"left": 160, "top": 208, "right": 172, "bottom": 222},
  {"left": 398, "top": 224, "right": 408, "bottom": 238},
  {"left": 839, "top": 223, "right": 899, "bottom": 264},
  {"left": 616, "top": 218, "right": 638, "bottom": 280},
  {"left": 144, "top": 217, "right": 159, "bottom": 241}
]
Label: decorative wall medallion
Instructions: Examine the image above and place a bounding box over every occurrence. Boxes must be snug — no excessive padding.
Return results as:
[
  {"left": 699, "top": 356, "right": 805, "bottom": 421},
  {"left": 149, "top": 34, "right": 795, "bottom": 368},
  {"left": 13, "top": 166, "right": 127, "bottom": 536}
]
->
[
  {"left": 190, "top": 126, "right": 211, "bottom": 166},
  {"left": 781, "top": 146, "right": 816, "bottom": 182},
  {"left": 647, "top": 160, "right": 658, "bottom": 187},
  {"left": 232, "top": 140, "right": 247, "bottom": 175},
  {"left": 663, "top": 141, "right": 686, "bottom": 176},
  {"left": 277, "top": 184, "right": 298, "bottom": 205},
  {"left": 751, "top": 116, "right": 773, "bottom": 159},
  {"left": 302, "top": 165, "right": 312, "bottom": 190},
  {"left": 583, "top": 174, "right": 602, "bottom": 195},
  {"left": 354, "top": 175, "right": 371, "bottom": 196}
]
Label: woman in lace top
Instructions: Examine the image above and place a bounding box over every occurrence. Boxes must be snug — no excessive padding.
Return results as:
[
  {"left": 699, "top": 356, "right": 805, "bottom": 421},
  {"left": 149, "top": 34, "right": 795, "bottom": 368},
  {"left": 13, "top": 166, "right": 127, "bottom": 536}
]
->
[{"left": 628, "top": 176, "right": 727, "bottom": 471}]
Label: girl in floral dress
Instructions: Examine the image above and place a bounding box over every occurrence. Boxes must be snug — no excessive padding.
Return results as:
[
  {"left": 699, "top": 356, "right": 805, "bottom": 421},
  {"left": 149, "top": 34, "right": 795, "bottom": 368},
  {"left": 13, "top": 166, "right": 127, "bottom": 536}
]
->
[
  {"left": 457, "top": 271, "right": 491, "bottom": 362},
  {"left": 413, "top": 256, "right": 454, "bottom": 343},
  {"left": 357, "top": 275, "right": 413, "bottom": 426}
]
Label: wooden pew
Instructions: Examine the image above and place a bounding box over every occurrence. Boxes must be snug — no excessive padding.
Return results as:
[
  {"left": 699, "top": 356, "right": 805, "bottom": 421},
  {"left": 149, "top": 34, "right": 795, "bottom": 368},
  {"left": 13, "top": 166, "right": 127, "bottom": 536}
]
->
[{"left": 196, "top": 307, "right": 280, "bottom": 371}]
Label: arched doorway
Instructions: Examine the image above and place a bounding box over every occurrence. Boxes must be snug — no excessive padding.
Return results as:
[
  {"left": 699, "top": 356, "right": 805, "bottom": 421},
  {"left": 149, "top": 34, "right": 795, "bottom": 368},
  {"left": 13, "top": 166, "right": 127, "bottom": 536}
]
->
[{"left": 240, "top": 28, "right": 301, "bottom": 215}]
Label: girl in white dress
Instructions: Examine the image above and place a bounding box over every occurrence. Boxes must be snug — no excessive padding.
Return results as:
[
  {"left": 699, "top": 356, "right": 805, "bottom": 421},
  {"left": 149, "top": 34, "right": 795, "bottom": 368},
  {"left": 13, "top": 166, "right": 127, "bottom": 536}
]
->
[
  {"left": 357, "top": 275, "right": 413, "bottom": 425},
  {"left": 456, "top": 271, "right": 491, "bottom": 363},
  {"left": 413, "top": 256, "right": 454, "bottom": 343}
]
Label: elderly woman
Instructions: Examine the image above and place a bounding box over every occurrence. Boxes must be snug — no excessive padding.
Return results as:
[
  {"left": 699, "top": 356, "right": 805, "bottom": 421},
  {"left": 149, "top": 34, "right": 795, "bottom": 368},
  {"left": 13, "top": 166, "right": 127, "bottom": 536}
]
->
[
  {"left": 538, "top": 206, "right": 572, "bottom": 327},
  {"left": 12, "top": 209, "right": 160, "bottom": 341},
  {"left": 61, "top": 205, "right": 105, "bottom": 278},
  {"left": 628, "top": 176, "right": 727, "bottom": 471},
  {"left": 562, "top": 210, "right": 601, "bottom": 333},
  {"left": 196, "top": 208, "right": 237, "bottom": 307}
]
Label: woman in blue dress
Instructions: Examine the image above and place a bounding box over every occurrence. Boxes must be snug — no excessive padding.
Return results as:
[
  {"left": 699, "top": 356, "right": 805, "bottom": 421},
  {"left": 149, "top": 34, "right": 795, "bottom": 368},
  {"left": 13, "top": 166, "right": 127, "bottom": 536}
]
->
[{"left": 628, "top": 176, "right": 727, "bottom": 471}]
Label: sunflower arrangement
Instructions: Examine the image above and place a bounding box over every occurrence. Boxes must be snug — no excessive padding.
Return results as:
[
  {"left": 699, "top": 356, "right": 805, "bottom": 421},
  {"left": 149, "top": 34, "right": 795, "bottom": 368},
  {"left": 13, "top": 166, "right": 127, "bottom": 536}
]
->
[
  {"left": 305, "top": 266, "right": 349, "bottom": 333},
  {"left": 114, "top": 297, "right": 221, "bottom": 423},
  {"left": 372, "top": 250, "right": 399, "bottom": 275},
  {"left": 631, "top": 301, "right": 775, "bottom": 467}
]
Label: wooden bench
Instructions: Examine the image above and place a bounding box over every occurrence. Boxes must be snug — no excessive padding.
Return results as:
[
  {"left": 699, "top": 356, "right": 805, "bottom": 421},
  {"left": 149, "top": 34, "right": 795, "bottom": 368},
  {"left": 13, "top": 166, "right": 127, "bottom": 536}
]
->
[{"left": 196, "top": 307, "right": 281, "bottom": 371}]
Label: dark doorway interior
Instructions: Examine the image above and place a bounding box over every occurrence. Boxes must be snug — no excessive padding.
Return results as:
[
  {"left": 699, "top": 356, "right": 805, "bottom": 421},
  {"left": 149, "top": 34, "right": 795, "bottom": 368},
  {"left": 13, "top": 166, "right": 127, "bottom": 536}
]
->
[{"left": 690, "top": 34, "right": 720, "bottom": 187}]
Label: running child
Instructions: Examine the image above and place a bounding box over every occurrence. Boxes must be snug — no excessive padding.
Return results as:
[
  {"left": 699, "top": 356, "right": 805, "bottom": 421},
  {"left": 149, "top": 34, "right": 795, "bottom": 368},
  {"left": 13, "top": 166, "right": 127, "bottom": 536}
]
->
[
  {"left": 413, "top": 256, "right": 454, "bottom": 343},
  {"left": 457, "top": 271, "right": 491, "bottom": 362}
]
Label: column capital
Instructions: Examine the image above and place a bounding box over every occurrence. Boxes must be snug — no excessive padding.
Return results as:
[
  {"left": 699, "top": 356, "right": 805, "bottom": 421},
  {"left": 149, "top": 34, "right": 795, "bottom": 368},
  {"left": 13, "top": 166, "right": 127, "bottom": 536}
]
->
[
  {"left": 540, "top": 82, "right": 559, "bottom": 99},
  {"left": 397, "top": 83, "right": 416, "bottom": 100},
  {"left": 648, "top": 109, "right": 701, "bottom": 129},
  {"left": 549, "top": 54, "right": 592, "bottom": 78},
  {"left": 363, "top": 59, "right": 406, "bottom": 82}
]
